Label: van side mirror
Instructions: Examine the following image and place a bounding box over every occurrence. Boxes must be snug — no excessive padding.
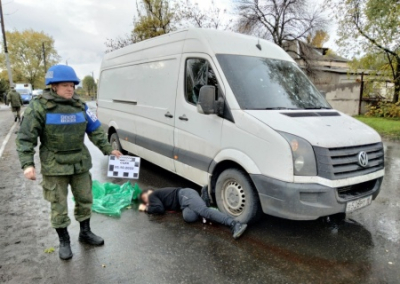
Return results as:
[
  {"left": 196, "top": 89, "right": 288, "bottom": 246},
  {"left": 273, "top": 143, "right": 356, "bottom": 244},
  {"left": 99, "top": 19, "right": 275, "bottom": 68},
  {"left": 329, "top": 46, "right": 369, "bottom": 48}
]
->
[{"left": 197, "top": 86, "right": 216, "bottom": 115}]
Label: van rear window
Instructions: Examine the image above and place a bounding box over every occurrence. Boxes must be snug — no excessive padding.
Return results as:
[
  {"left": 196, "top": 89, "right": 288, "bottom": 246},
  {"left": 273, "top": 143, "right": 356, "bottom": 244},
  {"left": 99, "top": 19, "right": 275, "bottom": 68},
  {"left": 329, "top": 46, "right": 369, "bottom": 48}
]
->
[{"left": 216, "top": 54, "right": 331, "bottom": 110}]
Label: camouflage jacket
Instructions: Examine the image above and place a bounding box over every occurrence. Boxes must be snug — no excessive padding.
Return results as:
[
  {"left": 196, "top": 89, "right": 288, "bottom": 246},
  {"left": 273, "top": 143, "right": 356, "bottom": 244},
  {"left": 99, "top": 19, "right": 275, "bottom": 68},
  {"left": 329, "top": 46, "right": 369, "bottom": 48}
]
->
[
  {"left": 7, "top": 90, "right": 23, "bottom": 107},
  {"left": 16, "top": 88, "right": 112, "bottom": 175}
]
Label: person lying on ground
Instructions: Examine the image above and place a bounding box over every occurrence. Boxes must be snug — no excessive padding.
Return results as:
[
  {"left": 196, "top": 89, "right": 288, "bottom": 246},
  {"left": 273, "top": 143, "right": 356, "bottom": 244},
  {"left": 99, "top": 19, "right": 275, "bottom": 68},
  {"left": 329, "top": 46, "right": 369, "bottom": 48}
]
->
[{"left": 138, "top": 186, "right": 247, "bottom": 239}]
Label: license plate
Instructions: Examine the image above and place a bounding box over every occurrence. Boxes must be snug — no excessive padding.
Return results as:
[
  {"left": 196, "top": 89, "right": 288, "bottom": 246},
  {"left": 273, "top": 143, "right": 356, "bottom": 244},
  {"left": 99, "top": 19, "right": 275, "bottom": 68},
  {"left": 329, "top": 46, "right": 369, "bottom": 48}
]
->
[{"left": 346, "top": 195, "right": 372, "bottom": 213}]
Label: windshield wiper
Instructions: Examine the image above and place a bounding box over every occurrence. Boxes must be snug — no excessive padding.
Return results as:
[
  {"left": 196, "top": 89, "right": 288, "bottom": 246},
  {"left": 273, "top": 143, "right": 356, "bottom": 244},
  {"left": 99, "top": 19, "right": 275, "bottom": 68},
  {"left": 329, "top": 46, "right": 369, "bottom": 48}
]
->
[
  {"left": 254, "top": 107, "right": 300, "bottom": 110},
  {"left": 303, "top": 107, "right": 332, "bottom": 110}
]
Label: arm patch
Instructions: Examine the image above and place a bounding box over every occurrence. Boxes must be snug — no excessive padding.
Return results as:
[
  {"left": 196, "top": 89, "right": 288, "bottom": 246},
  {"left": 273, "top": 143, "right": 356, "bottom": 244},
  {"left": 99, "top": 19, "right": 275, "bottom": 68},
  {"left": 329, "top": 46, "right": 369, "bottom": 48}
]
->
[{"left": 85, "top": 104, "right": 101, "bottom": 133}]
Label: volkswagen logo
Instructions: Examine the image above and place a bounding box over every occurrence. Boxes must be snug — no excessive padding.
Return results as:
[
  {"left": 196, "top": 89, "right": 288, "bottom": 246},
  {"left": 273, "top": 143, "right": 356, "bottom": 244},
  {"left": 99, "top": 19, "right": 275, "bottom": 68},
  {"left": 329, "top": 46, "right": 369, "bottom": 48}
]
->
[{"left": 358, "top": 151, "right": 369, "bottom": 167}]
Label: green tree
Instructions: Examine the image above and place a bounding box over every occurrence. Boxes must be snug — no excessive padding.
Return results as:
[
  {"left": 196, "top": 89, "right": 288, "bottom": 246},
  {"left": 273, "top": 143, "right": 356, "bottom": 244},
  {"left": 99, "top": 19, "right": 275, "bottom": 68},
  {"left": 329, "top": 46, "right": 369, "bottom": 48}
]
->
[
  {"left": 0, "top": 70, "right": 9, "bottom": 103},
  {"left": 105, "top": 0, "right": 178, "bottom": 52},
  {"left": 132, "top": 0, "right": 177, "bottom": 42},
  {"left": 334, "top": 0, "right": 400, "bottom": 102},
  {"left": 306, "top": 30, "right": 330, "bottom": 48},
  {"left": 82, "top": 75, "right": 96, "bottom": 97},
  {"left": 0, "top": 29, "right": 60, "bottom": 90}
]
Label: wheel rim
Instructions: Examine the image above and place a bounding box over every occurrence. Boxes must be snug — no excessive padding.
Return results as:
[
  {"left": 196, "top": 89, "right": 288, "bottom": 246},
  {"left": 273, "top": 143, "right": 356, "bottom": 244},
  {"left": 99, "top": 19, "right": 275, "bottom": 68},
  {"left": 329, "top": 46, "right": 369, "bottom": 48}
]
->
[{"left": 221, "top": 179, "right": 246, "bottom": 216}]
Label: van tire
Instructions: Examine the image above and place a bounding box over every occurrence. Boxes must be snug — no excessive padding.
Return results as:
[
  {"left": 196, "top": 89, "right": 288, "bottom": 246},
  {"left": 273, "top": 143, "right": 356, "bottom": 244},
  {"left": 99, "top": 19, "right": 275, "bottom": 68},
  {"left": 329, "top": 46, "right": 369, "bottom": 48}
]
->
[
  {"left": 215, "top": 168, "right": 261, "bottom": 224},
  {"left": 110, "top": 133, "right": 125, "bottom": 154}
]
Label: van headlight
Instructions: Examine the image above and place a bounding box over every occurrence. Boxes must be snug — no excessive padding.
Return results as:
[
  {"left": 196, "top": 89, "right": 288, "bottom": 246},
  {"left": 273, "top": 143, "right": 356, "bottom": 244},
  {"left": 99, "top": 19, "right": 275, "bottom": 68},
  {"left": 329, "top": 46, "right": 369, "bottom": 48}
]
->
[{"left": 279, "top": 132, "right": 317, "bottom": 176}]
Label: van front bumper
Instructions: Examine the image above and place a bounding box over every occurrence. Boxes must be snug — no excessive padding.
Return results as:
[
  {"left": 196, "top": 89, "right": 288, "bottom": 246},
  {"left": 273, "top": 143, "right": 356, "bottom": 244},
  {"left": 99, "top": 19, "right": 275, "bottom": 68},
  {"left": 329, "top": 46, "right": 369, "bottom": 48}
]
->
[{"left": 250, "top": 174, "right": 383, "bottom": 220}]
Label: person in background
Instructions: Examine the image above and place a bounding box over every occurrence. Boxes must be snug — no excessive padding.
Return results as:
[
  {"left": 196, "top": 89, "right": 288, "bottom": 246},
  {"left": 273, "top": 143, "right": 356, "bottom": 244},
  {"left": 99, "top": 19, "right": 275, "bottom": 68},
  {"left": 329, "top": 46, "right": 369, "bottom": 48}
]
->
[
  {"left": 139, "top": 186, "right": 248, "bottom": 239},
  {"left": 16, "top": 65, "right": 122, "bottom": 260},
  {"left": 6, "top": 84, "right": 23, "bottom": 122}
]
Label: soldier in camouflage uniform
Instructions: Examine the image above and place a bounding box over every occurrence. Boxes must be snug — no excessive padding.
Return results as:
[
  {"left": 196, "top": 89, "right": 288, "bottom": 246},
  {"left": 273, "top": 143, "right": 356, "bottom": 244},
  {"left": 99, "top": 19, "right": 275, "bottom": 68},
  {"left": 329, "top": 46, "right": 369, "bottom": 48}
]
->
[
  {"left": 6, "top": 85, "right": 23, "bottom": 122},
  {"left": 16, "top": 65, "right": 122, "bottom": 260}
]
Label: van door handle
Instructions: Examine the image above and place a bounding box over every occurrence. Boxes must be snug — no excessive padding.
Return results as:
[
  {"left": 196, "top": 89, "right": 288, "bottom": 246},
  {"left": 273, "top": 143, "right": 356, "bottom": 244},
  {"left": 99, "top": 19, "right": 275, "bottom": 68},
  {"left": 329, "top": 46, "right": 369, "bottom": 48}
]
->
[
  {"left": 165, "top": 112, "right": 173, "bottom": 118},
  {"left": 178, "top": 115, "right": 189, "bottom": 121}
]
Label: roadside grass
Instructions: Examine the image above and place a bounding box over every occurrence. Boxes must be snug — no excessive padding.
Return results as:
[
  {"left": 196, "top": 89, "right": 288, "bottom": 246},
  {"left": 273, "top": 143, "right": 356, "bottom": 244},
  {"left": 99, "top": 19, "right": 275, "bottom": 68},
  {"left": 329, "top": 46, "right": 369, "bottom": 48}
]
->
[{"left": 355, "top": 116, "right": 400, "bottom": 141}]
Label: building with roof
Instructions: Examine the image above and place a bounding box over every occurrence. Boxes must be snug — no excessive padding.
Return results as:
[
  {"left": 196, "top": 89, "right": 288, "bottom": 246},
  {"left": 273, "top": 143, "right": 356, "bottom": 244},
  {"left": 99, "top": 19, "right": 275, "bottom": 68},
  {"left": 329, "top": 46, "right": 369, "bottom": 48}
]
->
[{"left": 285, "top": 41, "right": 393, "bottom": 116}]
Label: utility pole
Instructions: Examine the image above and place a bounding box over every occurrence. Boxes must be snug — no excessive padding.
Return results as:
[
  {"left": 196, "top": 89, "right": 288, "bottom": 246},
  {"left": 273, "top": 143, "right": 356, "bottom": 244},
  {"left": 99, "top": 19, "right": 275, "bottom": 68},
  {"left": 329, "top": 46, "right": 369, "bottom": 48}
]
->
[
  {"left": 42, "top": 42, "right": 47, "bottom": 72},
  {"left": 0, "top": 0, "right": 13, "bottom": 86}
]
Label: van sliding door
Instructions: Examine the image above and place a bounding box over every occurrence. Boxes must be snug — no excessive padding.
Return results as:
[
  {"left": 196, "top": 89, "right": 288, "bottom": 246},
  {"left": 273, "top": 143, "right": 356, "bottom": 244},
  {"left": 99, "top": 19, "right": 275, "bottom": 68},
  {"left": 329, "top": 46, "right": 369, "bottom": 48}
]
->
[{"left": 132, "top": 56, "right": 180, "bottom": 172}]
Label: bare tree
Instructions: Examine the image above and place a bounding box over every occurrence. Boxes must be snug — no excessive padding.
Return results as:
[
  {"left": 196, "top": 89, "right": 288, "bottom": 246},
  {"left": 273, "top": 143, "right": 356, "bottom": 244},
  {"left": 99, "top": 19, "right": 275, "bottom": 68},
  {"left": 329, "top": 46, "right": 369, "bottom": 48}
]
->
[
  {"left": 235, "top": 0, "right": 328, "bottom": 75},
  {"left": 104, "top": 35, "right": 135, "bottom": 53},
  {"left": 178, "top": 0, "right": 232, "bottom": 30}
]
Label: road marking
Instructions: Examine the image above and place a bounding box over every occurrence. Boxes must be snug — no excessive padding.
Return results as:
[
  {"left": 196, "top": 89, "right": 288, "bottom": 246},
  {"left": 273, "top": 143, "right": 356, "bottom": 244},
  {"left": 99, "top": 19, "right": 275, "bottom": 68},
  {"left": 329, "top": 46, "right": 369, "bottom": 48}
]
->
[
  {"left": 0, "top": 110, "right": 24, "bottom": 159},
  {"left": 0, "top": 122, "right": 17, "bottom": 158}
]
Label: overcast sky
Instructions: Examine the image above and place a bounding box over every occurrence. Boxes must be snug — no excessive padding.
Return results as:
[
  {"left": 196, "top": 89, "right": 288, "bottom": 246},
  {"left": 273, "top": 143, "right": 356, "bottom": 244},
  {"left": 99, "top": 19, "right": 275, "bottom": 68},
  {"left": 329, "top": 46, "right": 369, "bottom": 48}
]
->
[{"left": 3, "top": 0, "right": 333, "bottom": 82}]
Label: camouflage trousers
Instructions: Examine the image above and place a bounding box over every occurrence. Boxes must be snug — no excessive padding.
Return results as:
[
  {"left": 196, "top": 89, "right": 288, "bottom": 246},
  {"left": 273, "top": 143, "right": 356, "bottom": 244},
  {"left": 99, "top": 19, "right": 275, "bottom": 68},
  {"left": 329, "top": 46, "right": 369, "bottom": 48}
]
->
[
  {"left": 11, "top": 106, "right": 21, "bottom": 120},
  {"left": 41, "top": 172, "right": 93, "bottom": 228}
]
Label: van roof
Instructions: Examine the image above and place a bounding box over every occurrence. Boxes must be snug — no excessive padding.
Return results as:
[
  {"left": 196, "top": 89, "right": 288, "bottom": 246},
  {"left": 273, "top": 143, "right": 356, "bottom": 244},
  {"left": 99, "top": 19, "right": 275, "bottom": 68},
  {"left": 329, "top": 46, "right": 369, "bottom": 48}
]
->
[{"left": 102, "top": 28, "right": 294, "bottom": 68}]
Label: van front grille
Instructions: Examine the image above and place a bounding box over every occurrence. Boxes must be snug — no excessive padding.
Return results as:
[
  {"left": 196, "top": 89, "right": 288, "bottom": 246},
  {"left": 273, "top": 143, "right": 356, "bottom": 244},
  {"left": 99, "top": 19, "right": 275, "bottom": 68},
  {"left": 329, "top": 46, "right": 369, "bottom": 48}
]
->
[
  {"left": 313, "top": 143, "right": 384, "bottom": 180},
  {"left": 337, "top": 179, "right": 379, "bottom": 200}
]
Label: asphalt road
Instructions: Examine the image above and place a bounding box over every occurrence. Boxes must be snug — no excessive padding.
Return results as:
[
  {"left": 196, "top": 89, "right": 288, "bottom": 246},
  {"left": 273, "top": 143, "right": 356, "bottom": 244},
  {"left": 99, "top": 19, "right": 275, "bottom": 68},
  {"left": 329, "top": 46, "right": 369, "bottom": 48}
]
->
[{"left": 0, "top": 101, "right": 399, "bottom": 284}]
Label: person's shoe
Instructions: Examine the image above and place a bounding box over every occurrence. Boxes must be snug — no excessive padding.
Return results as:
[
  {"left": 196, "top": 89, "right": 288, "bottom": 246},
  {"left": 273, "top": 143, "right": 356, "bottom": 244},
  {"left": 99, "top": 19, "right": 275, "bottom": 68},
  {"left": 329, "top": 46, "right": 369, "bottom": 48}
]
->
[
  {"left": 14, "top": 117, "right": 17, "bottom": 122},
  {"left": 200, "top": 185, "right": 211, "bottom": 207},
  {"left": 79, "top": 218, "right": 104, "bottom": 246},
  {"left": 55, "top": 227, "right": 73, "bottom": 260},
  {"left": 230, "top": 221, "right": 248, "bottom": 239}
]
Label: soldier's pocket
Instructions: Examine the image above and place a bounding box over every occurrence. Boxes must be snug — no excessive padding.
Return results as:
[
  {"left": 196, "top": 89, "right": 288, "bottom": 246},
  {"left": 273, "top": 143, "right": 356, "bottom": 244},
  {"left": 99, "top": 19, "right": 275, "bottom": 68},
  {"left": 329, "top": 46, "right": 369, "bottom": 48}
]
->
[
  {"left": 55, "top": 150, "right": 82, "bottom": 164},
  {"left": 41, "top": 180, "right": 57, "bottom": 202}
]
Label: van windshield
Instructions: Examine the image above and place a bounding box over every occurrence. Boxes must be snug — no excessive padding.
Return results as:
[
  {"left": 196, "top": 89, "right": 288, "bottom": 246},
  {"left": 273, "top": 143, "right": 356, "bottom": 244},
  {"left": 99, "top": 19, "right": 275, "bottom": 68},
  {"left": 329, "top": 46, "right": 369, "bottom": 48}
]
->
[
  {"left": 16, "top": 89, "right": 30, "bottom": 94},
  {"left": 216, "top": 54, "right": 331, "bottom": 110}
]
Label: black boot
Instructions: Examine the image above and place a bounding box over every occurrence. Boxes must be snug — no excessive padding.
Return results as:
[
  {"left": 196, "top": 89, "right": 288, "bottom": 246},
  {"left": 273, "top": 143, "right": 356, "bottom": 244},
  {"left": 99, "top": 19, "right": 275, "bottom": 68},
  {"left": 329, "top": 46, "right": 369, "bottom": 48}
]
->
[
  {"left": 79, "top": 218, "right": 104, "bottom": 246},
  {"left": 55, "top": 228, "right": 73, "bottom": 260},
  {"left": 14, "top": 116, "right": 17, "bottom": 122},
  {"left": 200, "top": 185, "right": 211, "bottom": 207},
  {"left": 230, "top": 221, "right": 248, "bottom": 239}
]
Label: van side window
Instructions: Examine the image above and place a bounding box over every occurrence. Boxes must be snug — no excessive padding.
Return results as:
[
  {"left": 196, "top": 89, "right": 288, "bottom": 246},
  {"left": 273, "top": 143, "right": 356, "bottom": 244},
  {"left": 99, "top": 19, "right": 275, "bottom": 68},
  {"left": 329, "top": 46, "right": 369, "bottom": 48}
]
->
[{"left": 185, "top": 58, "right": 219, "bottom": 105}]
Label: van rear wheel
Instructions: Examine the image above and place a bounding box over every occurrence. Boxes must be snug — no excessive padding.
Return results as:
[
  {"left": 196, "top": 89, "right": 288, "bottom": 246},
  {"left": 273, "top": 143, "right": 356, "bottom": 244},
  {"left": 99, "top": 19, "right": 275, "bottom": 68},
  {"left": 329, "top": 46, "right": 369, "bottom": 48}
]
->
[{"left": 215, "top": 168, "right": 261, "bottom": 224}]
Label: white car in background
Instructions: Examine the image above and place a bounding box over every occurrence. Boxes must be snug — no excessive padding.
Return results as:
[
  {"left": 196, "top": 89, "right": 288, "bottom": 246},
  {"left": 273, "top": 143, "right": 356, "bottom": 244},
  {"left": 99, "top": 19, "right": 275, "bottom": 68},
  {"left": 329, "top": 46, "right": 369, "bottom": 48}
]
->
[{"left": 32, "top": 89, "right": 43, "bottom": 98}]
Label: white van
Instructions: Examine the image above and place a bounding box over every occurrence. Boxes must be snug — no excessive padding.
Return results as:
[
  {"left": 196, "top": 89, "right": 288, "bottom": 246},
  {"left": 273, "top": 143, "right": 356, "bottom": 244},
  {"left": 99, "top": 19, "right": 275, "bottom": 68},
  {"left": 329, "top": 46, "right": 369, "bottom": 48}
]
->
[
  {"left": 97, "top": 29, "right": 384, "bottom": 223},
  {"left": 15, "top": 83, "right": 33, "bottom": 103}
]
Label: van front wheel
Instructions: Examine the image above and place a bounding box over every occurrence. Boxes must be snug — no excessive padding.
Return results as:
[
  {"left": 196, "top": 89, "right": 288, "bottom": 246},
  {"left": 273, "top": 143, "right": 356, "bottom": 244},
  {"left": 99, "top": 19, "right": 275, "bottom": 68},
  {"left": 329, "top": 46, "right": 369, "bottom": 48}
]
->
[{"left": 215, "top": 169, "right": 261, "bottom": 224}]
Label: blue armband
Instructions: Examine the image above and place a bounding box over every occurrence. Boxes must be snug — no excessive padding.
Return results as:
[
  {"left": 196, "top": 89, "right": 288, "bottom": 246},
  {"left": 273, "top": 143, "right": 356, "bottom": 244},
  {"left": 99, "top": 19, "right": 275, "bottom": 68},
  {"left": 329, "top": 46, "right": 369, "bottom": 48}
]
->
[{"left": 85, "top": 104, "right": 101, "bottom": 133}]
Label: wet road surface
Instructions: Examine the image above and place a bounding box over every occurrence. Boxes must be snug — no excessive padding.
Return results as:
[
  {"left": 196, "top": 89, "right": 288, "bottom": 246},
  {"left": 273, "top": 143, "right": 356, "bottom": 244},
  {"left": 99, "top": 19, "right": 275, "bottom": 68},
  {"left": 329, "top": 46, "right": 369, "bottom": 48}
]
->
[{"left": 0, "top": 102, "right": 399, "bottom": 283}]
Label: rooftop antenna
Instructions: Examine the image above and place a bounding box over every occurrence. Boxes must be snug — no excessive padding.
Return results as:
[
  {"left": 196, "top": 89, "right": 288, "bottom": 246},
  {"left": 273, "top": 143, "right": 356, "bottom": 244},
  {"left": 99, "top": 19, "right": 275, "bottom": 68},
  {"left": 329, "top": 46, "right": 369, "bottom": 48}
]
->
[{"left": 256, "top": 39, "right": 262, "bottom": 51}]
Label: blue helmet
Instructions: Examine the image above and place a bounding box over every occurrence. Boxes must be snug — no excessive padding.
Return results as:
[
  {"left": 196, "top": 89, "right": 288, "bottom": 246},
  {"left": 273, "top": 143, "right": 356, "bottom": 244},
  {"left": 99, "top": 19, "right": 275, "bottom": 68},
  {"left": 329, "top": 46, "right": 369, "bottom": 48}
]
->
[{"left": 45, "top": 65, "right": 80, "bottom": 85}]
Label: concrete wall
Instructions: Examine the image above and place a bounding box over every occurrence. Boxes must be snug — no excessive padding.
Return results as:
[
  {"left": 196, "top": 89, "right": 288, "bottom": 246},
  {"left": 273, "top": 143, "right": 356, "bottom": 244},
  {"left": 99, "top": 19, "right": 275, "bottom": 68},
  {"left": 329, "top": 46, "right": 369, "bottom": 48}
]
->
[{"left": 312, "top": 71, "right": 361, "bottom": 116}]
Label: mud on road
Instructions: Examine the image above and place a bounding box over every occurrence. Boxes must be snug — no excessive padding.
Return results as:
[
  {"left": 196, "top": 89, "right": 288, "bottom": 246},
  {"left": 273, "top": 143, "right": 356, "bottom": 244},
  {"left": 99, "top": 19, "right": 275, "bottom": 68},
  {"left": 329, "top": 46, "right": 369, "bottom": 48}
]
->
[{"left": 0, "top": 106, "right": 399, "bottom": 284}]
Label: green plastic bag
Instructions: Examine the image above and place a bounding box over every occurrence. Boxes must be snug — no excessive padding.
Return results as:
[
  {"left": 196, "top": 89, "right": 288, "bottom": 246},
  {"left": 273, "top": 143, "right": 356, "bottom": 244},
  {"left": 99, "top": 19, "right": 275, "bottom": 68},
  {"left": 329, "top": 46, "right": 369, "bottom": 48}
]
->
[{"left": 91, "top": 180, "right": 142, "bottom": 217}]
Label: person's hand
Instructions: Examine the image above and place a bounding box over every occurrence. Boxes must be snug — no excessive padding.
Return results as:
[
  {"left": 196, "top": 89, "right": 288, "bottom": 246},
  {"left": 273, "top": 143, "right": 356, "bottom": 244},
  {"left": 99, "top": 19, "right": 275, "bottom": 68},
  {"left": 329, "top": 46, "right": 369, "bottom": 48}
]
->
[
  {"left": 24, "top": 166, "right": 36, "bottom": 180},
  {"left": 138, "top": 204, "right": 147, "bottom": 212},
  {"left": 111, "top": 150, "right": 122, "bottom": 158}
]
